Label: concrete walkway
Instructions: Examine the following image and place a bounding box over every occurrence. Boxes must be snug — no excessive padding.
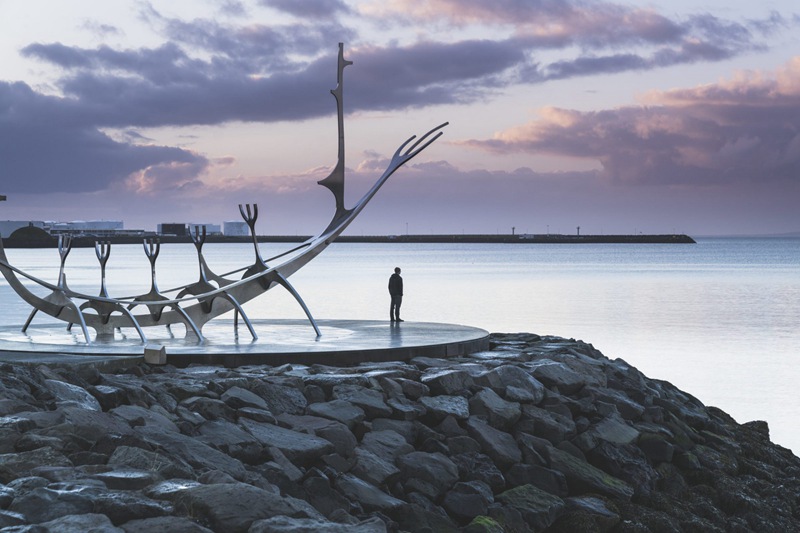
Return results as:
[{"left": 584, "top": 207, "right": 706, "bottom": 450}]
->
[{"left": 0, "top": 319, "right": 490, "bottom": 368}]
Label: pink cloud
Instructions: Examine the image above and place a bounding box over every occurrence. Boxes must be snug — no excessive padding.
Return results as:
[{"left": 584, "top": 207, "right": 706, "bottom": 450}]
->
[{"left": 461, "top": 57, "right": 800, "bottom": 187}]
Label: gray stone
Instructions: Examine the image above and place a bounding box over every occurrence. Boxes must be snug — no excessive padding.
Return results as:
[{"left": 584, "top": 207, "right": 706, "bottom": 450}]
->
[
  {"left": 239, "top": 418, "right": 334, "bottom": 464},
  {"left": 421, "top": 369, "right": 475, "bottom": 395},
  {"left": 221, "top": 386, "right": 269, "bottom": 410},
  {"left": 53, "top": 405, "right": 136, "bottom": 443},
  {"left": 442, "top": 481, "right": 494, "bottom": 522},
  {"left": 0, "top": 447, "right": 72, "bottom": 484},
  {"left": 332, "top": 385, "right": 392, "bottom": 419},
  {"left": 464, "top": 417, "right": 521, "bottom": 469},
  {"left": 359, "top": 430, "right": 414, "bottom": 461},
  {"left": 638, "top": 432, "right": 675, "bottom": 463},
  {"left": 547, "top": 446, "right": 634, "bottom": 500},
  {"left": 108, "top": 446, "right": 194, "bottom": 480},
  {"left": 475, "top": 365, "right": 545, "bottom": 403},
  {"left": 91, "top": 468, "right": 160, "bottom": 490},
  {"left": 504, "top": 464, "right": 568, "bottom": 496},
  {"left": 121, "top": 515, "right": 214, "bottom": 532},
  {"left": 249, "top": 516, "right": 387, "bottom": 533},
  {"left": 38, "top": 513, "right": 124, "bottom": 532},
  {"left": 496, "top": 484, "right": 565, "bottom": 531},
  {"left": 9, "top": 486, "right": 96, "bottom": 523},
  {"left": 307, "top": 400, "right": 365, "bottom": 429},
  {"left": 276, "top": 414, "right": 358, "bottom": 458},
  {"left": 420, "top": 395, "right": 469, "bottom": 421},
  {"left": 518, "top": 404, "right": 576, "bottom": 445},
  {"left": 351, "top": 447, "right": 401, "bottom": 486},
  {"left": 576, "top": 413, "right": 640, "bottom": 452},
  {"left": 397, "top": 451, "right": 459, "bottom": 498},
  {"left": 91, "top": 490, "right": 171, "bottom": 525},
  {"left": 397, "top": 378, "right": 429, "bottom": 400},
  {"left": 452, "top": 452, "right": 506, "bottom": 493},
  {"left": 137, "top": 426, "right": 247, "bottom": 480},
  {"left": 180, "top": 396, "right": 235, "bottom": 421},
  {"left": 334, "top": 474, "right": 405, "bottom": 513},
  {"left": 562, "top": 495, "right": 621, "bottom": 531},
  {"left": 174, "top": 482, "right": 321, "bottom": 533},
  {"left": 44, "top": 380, "right": 101, "bottom": 411},
  {"left": 0, "top": 510, "right": 26, "bottom": 529},
  {"left": 111, "top": 404, "right": 180, "bottom": 433},
  {"left": 469, "top": 389, "right": 521, "bottom": 430},
  {"left": 196, "top": 419, "right": 263, "bottom": 463},
  {"left": 253, "top": 382, "right": 309, "bottom": 415},
  {"left": 527, "top": 360, "right": 586, "bottom": 394},
  {"left": 301, "top": 475, "right": 351, "bottom": 519}
]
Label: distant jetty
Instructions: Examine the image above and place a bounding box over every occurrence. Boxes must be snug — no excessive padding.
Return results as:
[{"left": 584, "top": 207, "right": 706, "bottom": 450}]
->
[{"left": 1, "top": 233, "right": 695, "bottom": 248}]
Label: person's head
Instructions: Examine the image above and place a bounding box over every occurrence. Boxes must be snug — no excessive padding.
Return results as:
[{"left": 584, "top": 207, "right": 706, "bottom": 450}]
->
[{"left": 394, "top": 267, "right": 401, "bottom": 274}]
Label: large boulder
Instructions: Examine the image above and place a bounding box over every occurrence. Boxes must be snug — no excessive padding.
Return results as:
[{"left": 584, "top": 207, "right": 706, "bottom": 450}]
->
[{"left": 174, "top": 482, "right": 321, "bottom": 533}]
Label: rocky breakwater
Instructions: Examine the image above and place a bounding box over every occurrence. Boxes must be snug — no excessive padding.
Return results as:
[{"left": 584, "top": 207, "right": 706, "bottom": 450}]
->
[{"left": 0, "top": 333, "right": 799, "bottom": 532}]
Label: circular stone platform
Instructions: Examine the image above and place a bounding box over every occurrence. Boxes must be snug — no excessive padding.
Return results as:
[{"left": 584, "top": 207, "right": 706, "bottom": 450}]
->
[{"left": 0, "top": 319, "right": 490, "bottom": 368}]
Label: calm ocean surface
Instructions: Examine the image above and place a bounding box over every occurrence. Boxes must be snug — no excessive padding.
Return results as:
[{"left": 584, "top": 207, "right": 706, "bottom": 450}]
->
[{"left": 2, "top": 237, "right": 799, "bottom": 452}]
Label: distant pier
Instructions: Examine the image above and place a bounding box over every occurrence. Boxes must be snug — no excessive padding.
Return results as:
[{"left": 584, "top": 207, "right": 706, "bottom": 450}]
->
[{"left": 2, "top": 233, "right": 696, "bottom": 248}]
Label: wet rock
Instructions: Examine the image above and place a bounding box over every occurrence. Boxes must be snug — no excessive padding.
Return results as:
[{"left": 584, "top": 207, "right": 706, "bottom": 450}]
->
[
  {"left": 421, "top": 369, "right": 475, "bottom": 395},
  {"left": 547, "top": 446, "right": 634, "bottom": 500},
  {"left": 307, "top": 400, "right": 365, "bottom": 429},
  {"left": 220, "top": 385, "right": 269, "bottom": 410},
  {"left": 351, "top": 448, "right": 400, "bottom": 486},
  {"left": 334, "top": 474, "right": 405, "bottom": 514},
  {"left": 121, "top": 515, "right": 214, "bottom": 532},
  {"left": 451, "top": 453, "right": 506, "bottom": 494},
  {"left": 91, "top": 468, "right": 160, "bottom": 490},
  {"left": 111, "top": 404, "right": 180, "bottom": 433},
  {"left": 174, "top": 482, "right": 321, "bottom": 533},
  {"left": 249, "top": 515, "right": 388, "bottom": 533},
  {"left": 332, "top": 385, "right": 392, "bottom": 419},
  {"left": 38, "top": 512, "right": 124, "bottom": 532},
  {"left": 442, "top": 480, "right": 494, "bottom": 523},
  {"left": 196, "top": 420, "right": 263, "bottom": 463},
  {"left": 239, "top": 418, "right": 334, "bottom": 464},
  {"left": 9, "top": 486, "right": 97, "bottom": 523},
  {"left": 505, "top": 463, "right": 568, "bottom": 496},
  {"left": 44, "top": 380, "right": 102, "bottom": 411},
  {"left": 108, "top": 446, "right": 194, "bottom": 480},
  {"left": 527, "top": 360, "right": 586, "bottom": 395},
  {"left": 276, "top": 414, "right": 358, "bottom": 458},
  {"left": 469, "top": 389, "right": 521, "bottom": 430},
  {"left": 91, "top": 490, "right": 171, "bottom": 525},
  {"left": 137, "top": 426, "right": 247, "bottom": 480},
  {"left": 475, "top": 365, "right": 545, "bottom": 403},
  {"left": 496, "top": 484, "right": 565, "bottom": 531},
  {"left": 397, "top": 451, "right": 459, "bottom": 499},
  {"left": 419, "top": 395, "right": 469, "bottom": 421},
  {"left": 464, "top": 417, "right": 521, "bottom": 469},
  {"left": 0, "top": 447, "right": 72, "bottom": 483},
  {"left": 180, "top": 396, "right": 235, "bottom": 421},
  {"left": 359, "top": 430, "right": 414, "bottom": 461}
]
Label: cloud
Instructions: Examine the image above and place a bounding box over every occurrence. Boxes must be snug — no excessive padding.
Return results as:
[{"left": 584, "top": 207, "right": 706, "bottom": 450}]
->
[
  {"left": 0, "top": 81, "right": 209, "bottom": 194},
  {"left": 261, "top": 0, "right": 352, "bottom": 20},
  {"left": 461, "top": 57, "right": 800, "bottom": 187}
]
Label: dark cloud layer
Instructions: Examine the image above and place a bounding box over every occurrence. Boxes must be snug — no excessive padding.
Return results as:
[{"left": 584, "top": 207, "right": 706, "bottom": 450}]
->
[
  {"left": 0, "top": 0, "right": 794, "bottom": 202},
  {"left": 0, "top": 81, "right": 208, "bottom": 193}
]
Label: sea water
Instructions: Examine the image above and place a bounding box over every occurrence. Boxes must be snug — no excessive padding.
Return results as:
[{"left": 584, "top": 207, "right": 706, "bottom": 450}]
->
[{"left": 1, "top": 237, "right": 798, "bottom": 452}]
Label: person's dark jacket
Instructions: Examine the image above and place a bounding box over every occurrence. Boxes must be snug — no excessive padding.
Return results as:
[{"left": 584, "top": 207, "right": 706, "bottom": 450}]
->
[{"left": 388, "top": 273, "right": 403, "bottom": 296}]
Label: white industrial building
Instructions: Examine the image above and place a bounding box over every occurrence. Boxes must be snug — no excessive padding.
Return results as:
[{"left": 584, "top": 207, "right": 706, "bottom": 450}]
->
[
  {"left": 49, "top": 220, "right": 124, "bottom": 236},
  {"left": 223, "top": 221, "right": 249, "bottom": 236}
]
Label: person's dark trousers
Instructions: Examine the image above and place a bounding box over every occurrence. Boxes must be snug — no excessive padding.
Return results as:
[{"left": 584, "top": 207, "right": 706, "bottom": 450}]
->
[{"left": 390, "top": 295, "right": 403, "bottom": 321}]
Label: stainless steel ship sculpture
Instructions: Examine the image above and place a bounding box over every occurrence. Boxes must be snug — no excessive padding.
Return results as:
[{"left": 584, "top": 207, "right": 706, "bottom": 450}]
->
[{"left": 0, "top": 43, "right": 448, "bottom": 345}]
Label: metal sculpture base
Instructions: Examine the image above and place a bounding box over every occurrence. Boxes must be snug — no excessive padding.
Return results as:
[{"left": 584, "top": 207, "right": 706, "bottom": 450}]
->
[{"left": 0, "top": 320, "right": 490, "bottom": 368}]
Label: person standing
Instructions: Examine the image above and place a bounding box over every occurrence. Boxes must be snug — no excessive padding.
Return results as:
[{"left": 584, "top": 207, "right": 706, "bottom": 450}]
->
[{"left": 388, "top": 267, "right": 403, "bottom": 322}]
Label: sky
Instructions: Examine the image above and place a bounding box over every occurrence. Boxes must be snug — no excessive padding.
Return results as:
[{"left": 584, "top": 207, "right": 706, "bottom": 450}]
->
[{"left": 1, "top": 0, "right": 799, "bottom": 236}]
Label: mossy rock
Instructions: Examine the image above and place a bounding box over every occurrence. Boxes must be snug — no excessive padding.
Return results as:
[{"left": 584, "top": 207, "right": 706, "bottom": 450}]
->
[
  {"left": 496, "top": 484, "right": 565, "bottom": 530},
  {"left": 464, "top": 515, "right": 505, "bottom": 533}
]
